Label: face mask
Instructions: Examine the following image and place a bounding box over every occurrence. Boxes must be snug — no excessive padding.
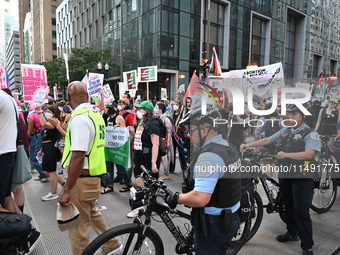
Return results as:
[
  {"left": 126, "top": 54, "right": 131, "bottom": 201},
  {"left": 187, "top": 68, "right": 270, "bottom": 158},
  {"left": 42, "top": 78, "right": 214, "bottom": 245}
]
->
[
  {"left": 153, "top": 109, "right": 159, "bottom": 116},
  {"left": 117, "top": 105, "right": 122, "bottom": 111},
  {"left": 137, "top": 111, "right": 143, "bottom": 119},
  {"left": 173, "top": 105, "right": 179, "bottom": 111},
  {"left": 45, "top": 112, "right": 53, "bottom": 119},
  {"left": 107, "top": 108, "right": 116, "bottom": 115}
]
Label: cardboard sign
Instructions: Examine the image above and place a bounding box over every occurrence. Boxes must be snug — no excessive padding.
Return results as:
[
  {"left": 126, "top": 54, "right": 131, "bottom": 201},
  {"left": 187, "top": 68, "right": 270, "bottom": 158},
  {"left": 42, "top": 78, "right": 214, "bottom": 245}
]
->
[
  {"left": 21, "top": 64, "right": 48, "bottom": 102},
  {"left": 138, "top": 66, "right": 157, "bottom": 82}
]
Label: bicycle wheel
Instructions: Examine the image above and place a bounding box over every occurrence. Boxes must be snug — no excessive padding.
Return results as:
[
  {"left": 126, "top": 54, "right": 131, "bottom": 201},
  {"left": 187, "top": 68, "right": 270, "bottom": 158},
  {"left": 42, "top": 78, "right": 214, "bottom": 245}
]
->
[
  {"left": 82, "top": 223, "right": 164, "bottom": 255},
  {"left": 245, "top": 191, "right": 263, "bottom": 242},
  {"left": 226, "top": 216, "right": 251, "bottom": 255},
  {"left": 311, "top": 177, "right": 337, "bottom": 213}
]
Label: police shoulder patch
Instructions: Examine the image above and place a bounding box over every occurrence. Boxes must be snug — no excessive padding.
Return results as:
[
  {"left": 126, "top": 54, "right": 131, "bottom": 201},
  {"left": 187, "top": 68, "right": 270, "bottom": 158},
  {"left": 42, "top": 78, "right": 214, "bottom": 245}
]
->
[
  {"left": 310, "top": 132, "right": 320, "bottom": 140},
  {"left": 195, "top": 159, "right": 214, "bottom": 177}
]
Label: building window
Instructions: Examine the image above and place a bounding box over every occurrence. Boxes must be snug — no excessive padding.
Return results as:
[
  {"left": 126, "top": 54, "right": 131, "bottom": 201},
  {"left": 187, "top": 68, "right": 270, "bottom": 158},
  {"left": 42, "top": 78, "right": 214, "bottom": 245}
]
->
[
  {"left": 312, "top": 54, "right": 322, "bottom": 78},
  {"left": 330, "top": 59, "right": 338, "bottom": 75},
  {"left": 52, "top": 30, "right": 56, "bottom": 38},
  {"left": 202, "top": 0, "right": 225, "bottom": 64},
  {"left": 51, "top": 5, "right": 57, "bottom": 14},
  {"left": 250, "top": 15, "right": 269, "bottom": 66},
  {"left": 52, "top": 43, "right": 57, "bottom": 51},
  {"left": 53, "top": 55, "right": 57, "bottom": 59},
  {"left": 52, "top": 18, "right": 56, "bottom": 26},
  {"left": 284, "top": 15, "right": 296, "bottom": 79}
]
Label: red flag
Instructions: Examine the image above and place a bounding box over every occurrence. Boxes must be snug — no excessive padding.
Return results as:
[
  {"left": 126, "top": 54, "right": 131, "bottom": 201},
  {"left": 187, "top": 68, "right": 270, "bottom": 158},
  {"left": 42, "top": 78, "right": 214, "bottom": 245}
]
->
[
  {"left": 183, "top": 72, "right": 202, "bottom": 102},
  {"left": 209, "top": 47, "right": 222, "bottom": 76}
]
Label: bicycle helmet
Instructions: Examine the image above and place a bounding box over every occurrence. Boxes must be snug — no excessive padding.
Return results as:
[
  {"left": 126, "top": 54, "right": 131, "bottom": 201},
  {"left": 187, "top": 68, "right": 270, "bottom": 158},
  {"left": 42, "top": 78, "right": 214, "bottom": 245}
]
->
[{"left": 180, "top": 106, "right": 221, "bottom": 126}]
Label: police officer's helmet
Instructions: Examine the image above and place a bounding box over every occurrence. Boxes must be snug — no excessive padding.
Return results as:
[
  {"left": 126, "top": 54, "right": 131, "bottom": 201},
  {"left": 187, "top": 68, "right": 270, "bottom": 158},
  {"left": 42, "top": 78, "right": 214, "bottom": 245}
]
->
[
  {"left": 180, "top": 106, "right": 221, "bottom": 126},
  {"left": 286, "top": 103, "right": 310, "bottom": 118}
]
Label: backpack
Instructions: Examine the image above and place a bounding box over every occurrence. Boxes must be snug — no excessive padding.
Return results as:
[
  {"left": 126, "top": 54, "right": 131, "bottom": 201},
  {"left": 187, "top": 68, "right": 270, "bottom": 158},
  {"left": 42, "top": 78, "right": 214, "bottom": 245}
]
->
[
  {"left": 262, "top": 118, "right": 280, "bottom": 151},
  {"left": 145, "top": 117, "right": 167, "bottom": 156}
]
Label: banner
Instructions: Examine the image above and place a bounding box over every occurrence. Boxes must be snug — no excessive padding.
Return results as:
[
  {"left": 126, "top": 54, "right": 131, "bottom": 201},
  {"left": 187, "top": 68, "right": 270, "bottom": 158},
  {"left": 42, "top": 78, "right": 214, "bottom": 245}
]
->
[
  {"left": 102, "top": 84, "right": 115, "bottom": 105},
  {"left": 21, "top": 64, "right": 48, "bottom": 102},
  {"left": 221, "top": 62, "right": 285, "bottom": 102},
  {"left": 87, "top": 73, "right": 104, "bottom": 100},
  {"left": 123, "top": 70, "right": 138, "bottom": 90},
  {"left": 138, "top": 66, "right": 157, "bottom": 82},
  {"left": 104, "top": 127, "right": 131, "bottom": 169}
]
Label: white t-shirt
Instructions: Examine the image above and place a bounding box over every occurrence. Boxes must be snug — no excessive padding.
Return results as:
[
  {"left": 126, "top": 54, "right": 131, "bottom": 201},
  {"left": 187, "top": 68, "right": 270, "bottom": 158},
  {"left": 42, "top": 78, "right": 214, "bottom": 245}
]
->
[
  {"left": 68, "top": 103, "right": 96, "bottom": 169},
  {"left": 0, "top": 91, "right": 18, "bottom": 154}
]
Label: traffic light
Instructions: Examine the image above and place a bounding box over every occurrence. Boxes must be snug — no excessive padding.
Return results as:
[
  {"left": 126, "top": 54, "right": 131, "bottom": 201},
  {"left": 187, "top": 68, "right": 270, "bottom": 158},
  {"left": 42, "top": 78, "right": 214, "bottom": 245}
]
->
[{"left": 202, "top": 58, "right": 209, "bottom": 77}]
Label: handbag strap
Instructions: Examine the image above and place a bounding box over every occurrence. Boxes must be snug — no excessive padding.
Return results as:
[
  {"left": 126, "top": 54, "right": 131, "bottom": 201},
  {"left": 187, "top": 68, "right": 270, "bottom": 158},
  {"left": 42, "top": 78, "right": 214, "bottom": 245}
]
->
[{"left": 11, "top": 99, "right": 23, "bottom": 145}]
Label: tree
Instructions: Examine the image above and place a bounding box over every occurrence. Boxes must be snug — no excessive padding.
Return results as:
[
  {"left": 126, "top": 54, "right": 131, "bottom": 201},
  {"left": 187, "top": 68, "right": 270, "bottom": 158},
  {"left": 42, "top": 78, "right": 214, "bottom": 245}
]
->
[{"left": 41, "top": 46, "right": 117, "bottom": 98}]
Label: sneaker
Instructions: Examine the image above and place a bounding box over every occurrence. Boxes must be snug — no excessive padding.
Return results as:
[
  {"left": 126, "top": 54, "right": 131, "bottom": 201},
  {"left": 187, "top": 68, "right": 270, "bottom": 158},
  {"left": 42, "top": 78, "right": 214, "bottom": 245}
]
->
[
  {"left": 41, "top": 178, "right": 49, "bottom": 182},
  {"left": 127, "top": 206, "right": 144, "bottom": 218},
  {"left": 94, "top": 243, "right": 123, "bottom": 255},
  {"left": 41, "top": 192, "right": 59, "bottom": 201},
  {"left": 159, "top": 175, "right": 170, "bottom": 180},
  {"left": 302, "top": 249, "right": 313, "bottom": 255},
  {"left": 34, "top": 177, "right": 42, "bottom": 181},
  {"left": 276, "top": 231, "right": 298, "bottom": 242},
  {"left": 26, "top": 229, "right": 41, "bottom": 255}
]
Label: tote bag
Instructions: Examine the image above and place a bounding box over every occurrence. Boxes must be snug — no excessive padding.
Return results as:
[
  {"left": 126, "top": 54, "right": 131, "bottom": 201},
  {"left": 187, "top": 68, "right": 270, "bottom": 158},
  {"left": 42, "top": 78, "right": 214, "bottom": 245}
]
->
[{"left": 12, "top": 145, "right": 32, "bottom": 184}]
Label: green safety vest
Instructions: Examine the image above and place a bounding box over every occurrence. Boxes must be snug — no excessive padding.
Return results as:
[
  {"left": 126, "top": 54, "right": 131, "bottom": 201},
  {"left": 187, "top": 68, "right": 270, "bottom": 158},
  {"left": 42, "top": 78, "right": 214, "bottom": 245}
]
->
[{"left": 61, "top": 108, "right": 106, "bottom": 176}]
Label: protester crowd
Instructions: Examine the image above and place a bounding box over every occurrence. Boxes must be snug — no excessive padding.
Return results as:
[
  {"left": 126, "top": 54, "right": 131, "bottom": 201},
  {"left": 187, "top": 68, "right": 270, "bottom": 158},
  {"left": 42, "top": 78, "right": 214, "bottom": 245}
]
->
[{"left": 1, "top": 82, "right": 339, "bottom": 255}]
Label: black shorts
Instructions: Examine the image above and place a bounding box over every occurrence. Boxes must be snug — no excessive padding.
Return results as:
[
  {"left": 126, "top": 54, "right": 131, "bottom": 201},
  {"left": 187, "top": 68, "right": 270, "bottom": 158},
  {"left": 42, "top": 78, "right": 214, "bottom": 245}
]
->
[
  {"left": 134, "top": 150, "right": 160, "bottom": 179},
  {"left": 41, "top": 142, "right": 61, "bottom": 172},
  {"left": 0, "top": 152, "right": 16, "bottom": 204}
]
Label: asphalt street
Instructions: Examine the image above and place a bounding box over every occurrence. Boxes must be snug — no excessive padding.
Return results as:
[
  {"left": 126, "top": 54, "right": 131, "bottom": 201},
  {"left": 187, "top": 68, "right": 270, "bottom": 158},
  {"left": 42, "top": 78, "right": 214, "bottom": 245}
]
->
[{"left": 22, "top": 157, "right": 340, "bottom": 255}]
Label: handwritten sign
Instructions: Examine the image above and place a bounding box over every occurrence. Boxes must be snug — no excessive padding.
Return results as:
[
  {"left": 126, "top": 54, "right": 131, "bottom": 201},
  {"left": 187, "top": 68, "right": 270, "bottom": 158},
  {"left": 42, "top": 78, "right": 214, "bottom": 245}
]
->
[
  {"left": 21, "top": 64, "right": 48, "bottom": 102},
  {"left": 138, "top": 66, "right": 157, "bottom": 82},
  {"left": 0, "top": 57, "right": 7, "bottom": 89},
  {"left": 123, "top": 70, "right": 138, "bottom": 90},
  {"left": 33, "top": 90, "right": 47, "bottom": 105},
  {"left": 102, "top": 84, "right": 115, "bottom": 105}
]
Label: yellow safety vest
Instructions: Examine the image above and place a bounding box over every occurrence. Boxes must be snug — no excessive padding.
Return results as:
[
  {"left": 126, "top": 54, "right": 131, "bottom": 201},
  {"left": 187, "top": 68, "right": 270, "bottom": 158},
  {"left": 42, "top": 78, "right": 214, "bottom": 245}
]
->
[{"left": 62, "top": 108, "right": 106, "bottom": 176}]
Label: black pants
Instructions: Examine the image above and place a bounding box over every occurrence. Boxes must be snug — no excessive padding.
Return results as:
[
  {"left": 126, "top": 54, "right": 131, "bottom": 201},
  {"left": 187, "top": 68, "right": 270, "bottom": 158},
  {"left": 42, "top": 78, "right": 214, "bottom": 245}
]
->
[
  {"left": 134, "top": 151, "right": 160, "bottom": 179},
  {"left": 279, "top": 178, "right": 314, "bottom": 250}
]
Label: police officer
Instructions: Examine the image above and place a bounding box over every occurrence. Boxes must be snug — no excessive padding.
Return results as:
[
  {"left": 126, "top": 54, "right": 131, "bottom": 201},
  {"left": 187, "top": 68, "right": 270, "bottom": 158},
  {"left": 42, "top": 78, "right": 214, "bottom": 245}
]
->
[
  {"left": 241, "top": 104, "right": 321, "bottom": 255},
  {"left": 166, "top": 106, "right": 242, "bottom": 255}
]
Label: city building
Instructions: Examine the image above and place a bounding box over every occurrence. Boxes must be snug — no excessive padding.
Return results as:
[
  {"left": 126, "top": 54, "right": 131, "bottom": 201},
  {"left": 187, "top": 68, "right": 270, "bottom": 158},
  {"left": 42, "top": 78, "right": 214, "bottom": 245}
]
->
[
  {"left": 19, "top": 0, "right": 62, "bottom": 65},
  {"left": 5, "top": 30, "right": 21, "bottom": 97},
  {"left": 56, "top": 0, "right": 340, "bottom": 100}
]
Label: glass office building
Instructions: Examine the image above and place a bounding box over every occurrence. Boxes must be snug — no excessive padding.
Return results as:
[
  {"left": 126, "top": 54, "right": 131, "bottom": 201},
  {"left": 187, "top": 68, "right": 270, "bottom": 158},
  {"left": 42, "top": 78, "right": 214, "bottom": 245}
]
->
[{"left": 57, "top": 0, "right": 340, "bottom": 99}]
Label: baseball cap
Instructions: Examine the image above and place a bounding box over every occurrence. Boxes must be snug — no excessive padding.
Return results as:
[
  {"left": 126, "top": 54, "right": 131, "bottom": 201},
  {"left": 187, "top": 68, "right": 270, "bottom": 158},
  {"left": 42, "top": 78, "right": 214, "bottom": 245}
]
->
[
  {"left": 135, "top": 101, "right": 154, "bottom": 111},
  {"left": 106, "top": 101, "right": 117, "bottom": 108},
  {"left": 56, "top": 202, "right": 80, "bottom": 232},
  {"left": 329, "top": 98, "right": 338, "bottom": 104}
]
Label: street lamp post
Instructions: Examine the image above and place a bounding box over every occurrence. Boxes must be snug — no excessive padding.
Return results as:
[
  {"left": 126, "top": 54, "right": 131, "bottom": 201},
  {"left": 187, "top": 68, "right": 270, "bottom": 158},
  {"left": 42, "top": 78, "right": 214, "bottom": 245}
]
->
[{"left": 97, "top": 62, "right": 110, "bottom": 82}]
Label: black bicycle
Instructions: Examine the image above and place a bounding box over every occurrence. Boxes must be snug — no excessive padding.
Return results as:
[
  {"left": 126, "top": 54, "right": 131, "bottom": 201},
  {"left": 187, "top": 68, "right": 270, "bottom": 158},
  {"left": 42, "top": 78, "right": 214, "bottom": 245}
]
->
[
  {"left": 82, "top": 166, "right": 251, "bottom": 255},
  {"left": 311, "top": 135, "right": 338, "bottom": 213},
  {"left": 242, "top": 149, "right": 286, "bottom": 242}
]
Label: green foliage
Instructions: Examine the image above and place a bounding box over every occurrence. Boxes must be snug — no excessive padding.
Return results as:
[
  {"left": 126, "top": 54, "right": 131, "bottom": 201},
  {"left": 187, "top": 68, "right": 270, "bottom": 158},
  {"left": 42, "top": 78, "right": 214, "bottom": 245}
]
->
[{"left": 41, "top": 46, "right": 117, "bottom": 98}]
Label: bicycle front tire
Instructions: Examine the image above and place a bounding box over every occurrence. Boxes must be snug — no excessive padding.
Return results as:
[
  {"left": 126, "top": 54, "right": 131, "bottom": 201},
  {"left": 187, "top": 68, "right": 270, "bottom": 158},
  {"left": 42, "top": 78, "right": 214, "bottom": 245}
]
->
[
  {"left": 246, "top": 191, "right": 263, "bottom": 242},
  {"left": 311, "top": 178, "right": 337, "bottom": 213},
  {"left": 82, "top": 223, "right": 164, "bottom": 255}
]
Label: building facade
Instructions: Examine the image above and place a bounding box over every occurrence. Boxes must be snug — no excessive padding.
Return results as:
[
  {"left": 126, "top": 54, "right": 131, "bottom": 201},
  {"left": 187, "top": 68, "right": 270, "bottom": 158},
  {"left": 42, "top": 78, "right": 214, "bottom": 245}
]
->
[
  {"left": 19, "top": 0, "right": 62, "bottom": 65},
  {"left": 56, "top": 0, "right": 340, "bottom": 100},
  {"left": 5, "top": 30, "right": 21, "bottom": 95}
]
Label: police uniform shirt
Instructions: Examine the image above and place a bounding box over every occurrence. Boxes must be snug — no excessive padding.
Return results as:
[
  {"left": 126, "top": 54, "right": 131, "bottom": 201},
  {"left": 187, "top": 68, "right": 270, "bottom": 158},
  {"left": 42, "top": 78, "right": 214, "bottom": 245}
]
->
[
  {"left": 193, "top": 134, "right": 240, "bottom": 215},
  {"left": 269, "top": 123, "right": 321, "bottom": 153}
]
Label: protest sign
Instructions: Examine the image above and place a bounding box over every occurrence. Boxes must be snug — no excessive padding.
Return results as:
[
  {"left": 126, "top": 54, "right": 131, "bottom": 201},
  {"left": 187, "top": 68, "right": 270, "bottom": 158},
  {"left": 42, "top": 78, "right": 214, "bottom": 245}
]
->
[
  {"left": 21, "top": 64, "right": 48, "bottom": 102},
  {"left": 104, "top": 127, "right": 131, "bottom": 169},
  {"left": 102, "top": 84, "right": 115, "bottom": 105},
  {"left": 123, "top": 70, "right": 138, "bottom": 90},
  {"left": 87, "top": 73, "right": 104, "bottom": 101}
]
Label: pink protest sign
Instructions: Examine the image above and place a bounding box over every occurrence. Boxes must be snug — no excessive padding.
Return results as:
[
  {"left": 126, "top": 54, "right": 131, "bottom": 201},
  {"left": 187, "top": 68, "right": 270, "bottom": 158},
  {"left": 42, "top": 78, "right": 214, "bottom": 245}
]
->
[{"left": 21, "top": 64, "right": 48, "bottom": 102}]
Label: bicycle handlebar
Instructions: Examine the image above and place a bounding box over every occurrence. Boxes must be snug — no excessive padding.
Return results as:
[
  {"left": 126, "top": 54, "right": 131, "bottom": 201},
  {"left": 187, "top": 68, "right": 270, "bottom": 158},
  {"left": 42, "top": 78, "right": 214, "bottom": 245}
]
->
[
  {"left": 140, "top": 165, "right": 173, "bottom": 197},
  {"left": 242, "top": 148, "right": 278, "bottom": 162}
]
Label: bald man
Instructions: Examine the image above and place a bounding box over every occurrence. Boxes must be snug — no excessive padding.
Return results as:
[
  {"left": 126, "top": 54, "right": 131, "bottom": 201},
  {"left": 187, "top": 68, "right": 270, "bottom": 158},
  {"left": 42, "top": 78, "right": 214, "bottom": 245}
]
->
[{"left": 58, "top": 81, "right": 122, "bottom": 254}]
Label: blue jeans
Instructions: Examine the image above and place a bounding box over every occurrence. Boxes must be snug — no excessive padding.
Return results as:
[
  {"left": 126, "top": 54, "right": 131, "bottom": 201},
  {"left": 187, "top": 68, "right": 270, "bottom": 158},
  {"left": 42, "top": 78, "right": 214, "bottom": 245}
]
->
[
  {"left": 194, "top": 216, "right": 240, "bottom": 255},
  {"left": 105, "top": 161, "right": 131, "bottom": 187},
  {"left": 29, "top": 133, "right": 47, "bottom": 178},
  {"left": 170, "top": 137, "right": 188, "bottom": 172}
]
